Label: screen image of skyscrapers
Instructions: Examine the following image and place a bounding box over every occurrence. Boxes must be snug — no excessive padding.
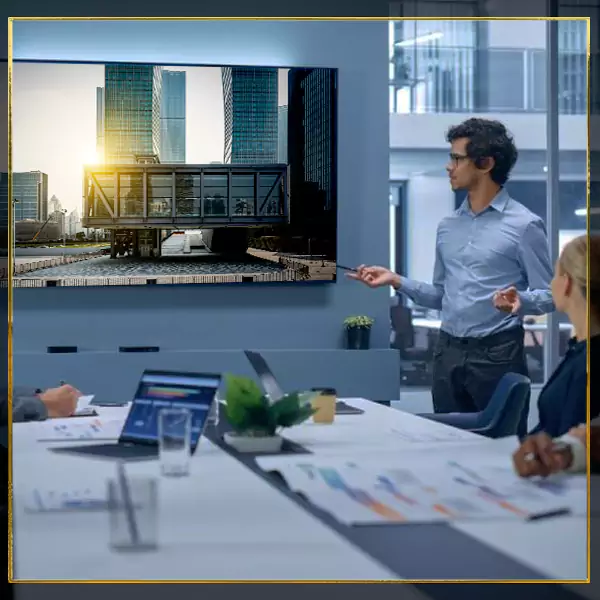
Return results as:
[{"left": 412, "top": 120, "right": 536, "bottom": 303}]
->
[
  {"left": 96, "top": 87, "right": 105, "bottom": 161},
  {"left": 103, "top": 64, "right": 163, "bottom": 164},
  {"left": 222, "top": 67, "right": 278, "bottom": 164},
  {"left": 12, "top": 171, "right": 49, "bottom": 222},
  {"left": 160, "top": 70, "right": 186, "bottom": 164},
  {"left": 100, "top": 65, "right": 186, "bottom": 166},
  {"left": 277, "top": 106, "right": 288, "bottom": 164},
  {"left": 10, "top": 61, "right": 337, "bottom": 287},
  {"left": 288, "top": 68, "right": 337, "bottom": 246}
]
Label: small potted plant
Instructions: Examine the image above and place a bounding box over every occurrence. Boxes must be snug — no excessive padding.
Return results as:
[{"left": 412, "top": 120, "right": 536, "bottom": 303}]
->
[
  {"left": 344, "top": 315, "right": 374, "bottom": 350},
  {"left": 222, "top": 374, "right": 317, "bottom": 453}
]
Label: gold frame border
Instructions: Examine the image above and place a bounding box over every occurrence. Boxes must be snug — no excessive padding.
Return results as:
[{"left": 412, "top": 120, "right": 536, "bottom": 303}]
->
[{"left": 7, "top": 15, "right": 592, "bottom": 585}]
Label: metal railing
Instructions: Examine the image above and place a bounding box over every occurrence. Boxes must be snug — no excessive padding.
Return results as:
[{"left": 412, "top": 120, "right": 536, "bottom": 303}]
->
[{"left": 389, "top": 46, "right": 596, "bottom": 115}]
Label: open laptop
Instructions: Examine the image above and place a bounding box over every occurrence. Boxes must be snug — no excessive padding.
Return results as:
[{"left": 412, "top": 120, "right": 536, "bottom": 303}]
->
[
  {"left": 51, "top": 370, "right": 221, "bottom": 460},
  {"left": 243, "top": 350, "right": 364, "bottom": 415}
]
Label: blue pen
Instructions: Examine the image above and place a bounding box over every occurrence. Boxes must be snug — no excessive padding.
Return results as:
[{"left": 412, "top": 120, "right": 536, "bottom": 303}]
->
[{"left": 63, "top": 499, "right": 107, "bottom": 509}]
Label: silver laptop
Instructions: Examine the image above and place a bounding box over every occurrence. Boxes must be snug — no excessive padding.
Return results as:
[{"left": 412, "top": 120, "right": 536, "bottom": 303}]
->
[
  {"left": 52, "top": 370, "right": 221, "bottom": 460},
  {"left": 243, "top": 350, "right": 364, "bottom": 415},
  {"left": 244, "top": 350, "right": 285, "bottom": 402}
]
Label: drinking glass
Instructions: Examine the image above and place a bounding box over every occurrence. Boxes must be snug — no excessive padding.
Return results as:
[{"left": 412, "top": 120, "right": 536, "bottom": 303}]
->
[
  {"left": 207, "top": 382, "right": 228, "bottom": 430},
  {"left": 158, "top": 407, "right": 192, "bottom": 477},
  {"left": 107, "top": 473, "right": 158, "bottom": 552}
]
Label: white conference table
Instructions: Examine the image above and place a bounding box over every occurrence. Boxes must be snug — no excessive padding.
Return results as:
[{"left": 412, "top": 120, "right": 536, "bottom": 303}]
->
[{"left": 11, "top": 399, "right": 587, "bottom": 582}]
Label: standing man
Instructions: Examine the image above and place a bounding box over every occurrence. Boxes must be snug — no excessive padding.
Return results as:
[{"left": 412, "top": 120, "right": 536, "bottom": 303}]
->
[{"left": 350, "top": 118, "right": 554, "bottom": 414}]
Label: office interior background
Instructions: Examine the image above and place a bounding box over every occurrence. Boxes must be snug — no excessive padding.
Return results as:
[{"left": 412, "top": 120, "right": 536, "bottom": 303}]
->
[{"left": 4, "top": 8, "right": 595, "bottom": 423}]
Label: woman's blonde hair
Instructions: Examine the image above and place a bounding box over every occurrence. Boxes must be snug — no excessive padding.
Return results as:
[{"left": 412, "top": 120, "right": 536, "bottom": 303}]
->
[{"left": 558, "top": 234, "right": 600, "bottom": 317}]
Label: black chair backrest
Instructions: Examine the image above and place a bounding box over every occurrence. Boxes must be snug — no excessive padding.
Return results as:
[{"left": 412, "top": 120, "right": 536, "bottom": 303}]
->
[{"left": 390, "top": 304, "right": 415, "bottom": 349}]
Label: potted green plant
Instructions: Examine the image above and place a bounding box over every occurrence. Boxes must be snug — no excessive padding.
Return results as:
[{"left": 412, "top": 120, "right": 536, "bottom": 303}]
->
[
  {"left": 222, "top": 374, "right": 317, "bottom": 453},
  {"left": 344, "top": 315, "right": 374, "bottom": 350}
]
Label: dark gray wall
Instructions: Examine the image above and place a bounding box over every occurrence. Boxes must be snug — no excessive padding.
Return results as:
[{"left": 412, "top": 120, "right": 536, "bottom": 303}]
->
[{"left": 7, "top": 20, "right": 400, "bottom": 400}]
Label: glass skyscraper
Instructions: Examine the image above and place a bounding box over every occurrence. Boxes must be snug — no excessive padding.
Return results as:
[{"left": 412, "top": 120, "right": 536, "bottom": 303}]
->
[
  {"left": 160, "top": 70, "right": 186, "bottom": 164},
  {"left": 96, "top": 87, "right": 105, "bottom": 162},
  {"left": 104, "top": 64, "right": 163, "bottom": 164},
  {"left": 222, "top": 67, "right": 278, "bottom": 164},
  {"left": 277, "top": 106, "right": 288, "bottom": 164},
  {"left": 288, "top": 68, "right": 337, "bottom": 213},
  {"left": 12, "top": 171, "right": 48, "bottom": 222}
]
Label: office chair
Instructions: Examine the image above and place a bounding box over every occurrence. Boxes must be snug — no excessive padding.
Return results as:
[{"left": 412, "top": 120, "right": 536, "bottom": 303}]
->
[
  {"left": 523, "top": 319, "right": 545, "bottom": 384},
  {"left": 524, "top": 318, "right": 572, "bottom": 384},
  {"left": 524, "top": 318, "right": 544, "bottom": 364},
  {"left": 418, "top": 372, "right": 531, "bottom": 439},
  {"left": 390, "top": 305, "right": 432, "bottom": 360},
  {"left": 390, "top": 305, "right": 432, "bottom": 386}
]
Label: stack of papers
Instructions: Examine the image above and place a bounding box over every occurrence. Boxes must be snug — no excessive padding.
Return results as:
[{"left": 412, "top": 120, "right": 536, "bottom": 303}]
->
[
  {"left": 22, "top": 486, "right": 108, "bottom": 512},
  {"left": 36, "top": 418, "right": 123, "bottom": 442},
  {"left": 74, "top": 395, "right": 95, "bottom": 415},
  {"left": 256, "top": 447, "right": 586, "bottom": 525}
]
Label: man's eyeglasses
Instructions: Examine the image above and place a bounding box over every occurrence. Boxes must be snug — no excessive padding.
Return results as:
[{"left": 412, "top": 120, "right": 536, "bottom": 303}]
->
[{"left": 448, "top": 153, "right": 470, "bottom": 165}]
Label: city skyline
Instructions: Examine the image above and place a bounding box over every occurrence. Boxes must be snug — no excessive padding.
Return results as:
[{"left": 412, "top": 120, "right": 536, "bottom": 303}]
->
[{"left": 12, "top": 62, "right": 289, "bottom": 214}]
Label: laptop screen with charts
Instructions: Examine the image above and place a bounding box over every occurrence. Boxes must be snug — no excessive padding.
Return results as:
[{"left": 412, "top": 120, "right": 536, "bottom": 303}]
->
[
  {"left": 120, "top": 370, "right": 221, "bottom": 449},
  {"left": 51, "top": 370, "right": 221, "bottom": 460}
]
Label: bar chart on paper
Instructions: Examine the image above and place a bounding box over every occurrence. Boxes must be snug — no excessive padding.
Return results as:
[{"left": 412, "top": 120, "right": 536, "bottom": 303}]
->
[{"left": 257, "top": 457, "right": 587, "bottom": 525}]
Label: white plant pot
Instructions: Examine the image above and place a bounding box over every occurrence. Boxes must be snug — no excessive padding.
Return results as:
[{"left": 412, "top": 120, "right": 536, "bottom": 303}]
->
[{"left": 223, "top": 431, "right": 283, "bottom": 454}]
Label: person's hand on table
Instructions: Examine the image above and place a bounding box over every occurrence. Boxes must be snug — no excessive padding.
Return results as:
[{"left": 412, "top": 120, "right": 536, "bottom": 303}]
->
[
  {"left": 347, "top": 265, "right": 401, "bottom": 289},
  {"left": 39, "top": 384, "right": 82, "bottom": 418},
  {"left": 513, "top": 432, "right": 573, "bottom": 478},
  {"left": 493, "top": 286, "right": 521, "bottom": 314}
]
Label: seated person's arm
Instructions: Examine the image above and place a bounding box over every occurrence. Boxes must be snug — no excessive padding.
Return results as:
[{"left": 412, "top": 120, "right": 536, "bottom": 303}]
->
[
  {"left": 1, "top": 385, "right": 80, "bottom": 426},
  {"left": 1, "top": 387, "right": 47, "bottom": 426},
  {"left": 12, "top": 387, "right": 50, "bottom": 423}
]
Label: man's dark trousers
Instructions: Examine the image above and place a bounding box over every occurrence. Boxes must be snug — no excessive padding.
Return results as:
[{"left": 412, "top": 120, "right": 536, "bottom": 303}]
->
[{"left": 432, "top": 326, "right": 530, "bottom": 434}]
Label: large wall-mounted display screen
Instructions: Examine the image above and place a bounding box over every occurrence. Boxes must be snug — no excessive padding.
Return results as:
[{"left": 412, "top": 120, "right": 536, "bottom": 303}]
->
[{"left": 11, "top": 61, "right": 338, "bottom": 288}]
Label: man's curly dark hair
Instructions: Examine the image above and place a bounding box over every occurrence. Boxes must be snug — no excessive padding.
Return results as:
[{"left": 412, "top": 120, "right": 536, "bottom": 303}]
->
[{"left": 446, "top": 118, "right": 518, "bottom": 186}]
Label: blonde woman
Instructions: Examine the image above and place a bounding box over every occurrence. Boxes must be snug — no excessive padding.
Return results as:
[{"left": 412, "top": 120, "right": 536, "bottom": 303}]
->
[{"left": 512, "top": 234, "right": 599, "bottom": 476}]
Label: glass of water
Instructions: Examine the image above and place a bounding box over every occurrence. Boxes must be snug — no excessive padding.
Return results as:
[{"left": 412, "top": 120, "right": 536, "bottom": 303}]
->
[
  {"left": 206, "top": 385, "right": 224, "bottom": 428},
  {"left": 158, "top": 407, "right": 192, "bottom": 477},
  {"left": 107, "top": 473, "right": 158, "bottom": 552}
]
